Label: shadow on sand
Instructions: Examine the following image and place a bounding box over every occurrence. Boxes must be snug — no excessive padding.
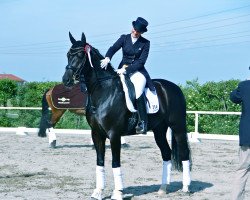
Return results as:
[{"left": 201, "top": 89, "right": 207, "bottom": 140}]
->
[
  {"left": 100, "top": 181, "right": 213, "bottom": 199},
  {"left": 122, "top": 180, "right": 213, "bottom": 197},
  {"left": 54, "top": 144, "right": 93, "bottom": 149},
  {"left": 54, "top": 143, "right": 130, "bottom": 149}
]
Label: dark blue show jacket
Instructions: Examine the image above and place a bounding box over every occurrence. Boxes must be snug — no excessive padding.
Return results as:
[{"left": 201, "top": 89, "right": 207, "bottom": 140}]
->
[
  {"left": 230, "top": 80, "right": 250, "bottom": 146},
  {"left": 105, "top": 34, "right": 155, "bottom": 91}
]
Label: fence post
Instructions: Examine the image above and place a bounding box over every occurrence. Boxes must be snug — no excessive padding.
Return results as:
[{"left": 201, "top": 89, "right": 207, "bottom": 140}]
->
[{"left": 195, "top": 112, "right": 199, "bottom": 133}]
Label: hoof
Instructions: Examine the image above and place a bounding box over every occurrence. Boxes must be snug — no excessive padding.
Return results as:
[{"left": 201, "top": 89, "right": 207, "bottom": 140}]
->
[
  {"left": 49, "top": 140, "right": 56, "bottom": 148},
  {"left": 182, "top": 185, "right": 190, "bottom": 193},
  {"left": 158, "top": 184, "right": 167, "bottom": 195},
  {"left": 111, "top": 190, "right": 123, "bottom": 200},
  {"left": 91, "top": 188, "right": 102, "bottom": 200}
]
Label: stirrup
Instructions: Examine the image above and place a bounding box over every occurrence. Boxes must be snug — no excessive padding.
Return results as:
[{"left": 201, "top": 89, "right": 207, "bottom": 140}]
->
[{"left": 135, "top": 121, "right": 147, "bottom": 134}]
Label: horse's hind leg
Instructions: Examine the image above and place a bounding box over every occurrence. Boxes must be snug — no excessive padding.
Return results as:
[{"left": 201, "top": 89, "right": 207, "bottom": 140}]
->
[
  {"left": 46, "top": 93, "right": 65, "bottom": 148},
  {"left": 171, "top": 124, "right": 191, "bottom": 192},
  {"left": 152, "top": 123, "right": 172, "bottom": 195},
  {"left": 91, "top": 130, "right": 106, "bottom": 200},
  {"left": 38, "top": 90, "right": 50, "bottom": 138}
]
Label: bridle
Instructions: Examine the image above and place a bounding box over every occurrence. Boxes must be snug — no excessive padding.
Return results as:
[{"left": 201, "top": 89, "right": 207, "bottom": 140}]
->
[
  {"left": 66, "top": 44, "right": 118, "bottom": 89},
  {"left": 66, "top": 46, "right": 88, "bottom": 82}
]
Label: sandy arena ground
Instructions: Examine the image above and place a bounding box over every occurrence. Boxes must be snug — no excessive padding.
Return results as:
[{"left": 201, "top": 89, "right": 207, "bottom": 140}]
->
[{"left": 0, "top": 132, "right": 249, "bottom": 200}]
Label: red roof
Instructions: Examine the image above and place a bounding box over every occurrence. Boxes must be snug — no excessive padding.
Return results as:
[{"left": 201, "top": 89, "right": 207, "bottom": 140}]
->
[{"left": 0, "top": 74, "right": 26, "bottom": 82}]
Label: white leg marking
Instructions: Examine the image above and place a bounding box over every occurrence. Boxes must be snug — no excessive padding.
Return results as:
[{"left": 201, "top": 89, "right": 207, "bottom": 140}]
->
[
  {"left": 112, "top": 167, "right": 124, "bottom": 191},
  {"left": 182, "top": 160, "right": 191, "bottom": 192},
  {"left": 158, "top": 160, "right": 172, "bottom": 195},
  {"left": 48, "top": 128, "right": 56, "bottom": 144}
]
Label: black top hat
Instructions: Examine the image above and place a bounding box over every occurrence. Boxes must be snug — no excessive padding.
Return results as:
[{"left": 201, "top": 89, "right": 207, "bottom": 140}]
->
[{"left": 132, "top": 17, "right": 148, "bottom": 33}]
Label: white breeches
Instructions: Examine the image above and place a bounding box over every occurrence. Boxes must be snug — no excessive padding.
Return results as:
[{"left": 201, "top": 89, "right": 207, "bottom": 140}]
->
[{"left": 130, "top": 72, "right": 146, "bottom": 99}]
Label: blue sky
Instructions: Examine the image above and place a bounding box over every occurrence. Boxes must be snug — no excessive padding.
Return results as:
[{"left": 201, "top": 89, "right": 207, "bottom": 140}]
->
[{"left": 0, "top": 0, "right": 250, "bottom": 85}]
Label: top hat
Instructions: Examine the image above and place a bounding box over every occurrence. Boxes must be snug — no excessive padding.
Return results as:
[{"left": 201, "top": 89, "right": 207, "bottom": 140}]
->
[{"left": 132, "top": 17, "right": 148, "bottom": 33}]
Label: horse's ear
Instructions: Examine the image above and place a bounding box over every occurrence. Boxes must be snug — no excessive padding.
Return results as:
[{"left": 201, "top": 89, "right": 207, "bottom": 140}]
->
[
  {"left": 69, "top": 32, "right": 76, "bottom": 44},
  {"left": 81, "top": 33, "right": 86, "bottom": 44}
]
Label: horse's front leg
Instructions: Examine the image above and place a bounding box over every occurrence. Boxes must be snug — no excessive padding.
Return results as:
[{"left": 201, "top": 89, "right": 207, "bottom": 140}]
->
[
  {"left": 110, "top": 134, "right": 123, "bottom": 200},
  {"left": 91, "top": 130, "right": 106, "bottom": 200},
  {"left": 153, "top": 126, "right": 172, "bottom": 195}
]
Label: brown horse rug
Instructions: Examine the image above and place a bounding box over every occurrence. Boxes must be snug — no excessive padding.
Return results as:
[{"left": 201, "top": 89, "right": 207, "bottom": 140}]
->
[{"left": 51, "top": 83, "right": 87, "bottom": 109}]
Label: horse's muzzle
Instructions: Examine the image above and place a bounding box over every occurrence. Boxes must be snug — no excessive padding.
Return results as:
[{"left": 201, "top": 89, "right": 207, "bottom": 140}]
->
[{"left": 62, "top": 69, "right": 74, "bottom": 87}]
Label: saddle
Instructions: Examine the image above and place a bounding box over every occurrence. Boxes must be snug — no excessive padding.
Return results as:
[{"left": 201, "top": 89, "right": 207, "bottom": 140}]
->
[
  {"left": 119, "top": 74, "right": 159, "bottom": 134},
  {"left": 51, "top": 83, "right": 87, "bottom": 109},
  {"left": 120, "top": 74, "right": 159, "bottom": 114}
]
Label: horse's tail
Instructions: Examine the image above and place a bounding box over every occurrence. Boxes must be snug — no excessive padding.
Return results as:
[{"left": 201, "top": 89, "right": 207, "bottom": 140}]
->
[
  {"left": 171, "top": 131, "right": 192, "bottom": 171},
  {"left": 38, "top": 89, "right": 50, "bottom": 137},
  {"left": 171, "top": 132, "right": 182, "bottom": 171}
]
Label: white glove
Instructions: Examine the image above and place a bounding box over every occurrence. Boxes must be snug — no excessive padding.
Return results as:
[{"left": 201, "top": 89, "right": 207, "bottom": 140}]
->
[
  {"left": 100, "top": 57, "right": 110, "bottom": 69},
  {"left": 116, "top": 68, "right": 126, "bottom": 75}
]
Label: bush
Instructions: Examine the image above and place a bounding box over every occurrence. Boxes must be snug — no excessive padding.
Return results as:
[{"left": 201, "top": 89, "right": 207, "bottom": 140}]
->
[
  {"left": 6, "top": 81, "right": 90, "bottom": 129},
  {"left": 1, "top": 79, "right": 242, "bottom": 133},
  {"left": 182, "top": 79, "right": 240, "bottom": 134}
]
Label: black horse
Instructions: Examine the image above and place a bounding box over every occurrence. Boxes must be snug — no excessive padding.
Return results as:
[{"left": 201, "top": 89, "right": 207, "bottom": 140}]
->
[
  {"left": 62, "top": 32, "right": 191, "bottom": 199},
  {"left": 38, "top": 87, "right": 127, "bottom": 148}
]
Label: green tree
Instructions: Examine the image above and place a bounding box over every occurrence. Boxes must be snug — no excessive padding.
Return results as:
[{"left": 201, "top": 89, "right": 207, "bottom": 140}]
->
[
  {"left": 181, "top": 78, "right": 202, "bottom": 111},
  {"left": 181, "top": 79, "right": 241, "bottom": 134},
  {"left": 181, "top": 78, "right": 202, "bottom": 132},
  {"left": 0, "top": 79, "right": 18, "bottom": 106},
  {"left": 14, "top": 81, "right": 59, "bottom": 107},
  {"left": 198, "top": 80, "right": 240, "bottom": 111},
  {"left": 11, "top": 81, "right": 60, "bottom": 127},
  {"left": 0, "top": 79, "right": 18, "bottom": 126}
]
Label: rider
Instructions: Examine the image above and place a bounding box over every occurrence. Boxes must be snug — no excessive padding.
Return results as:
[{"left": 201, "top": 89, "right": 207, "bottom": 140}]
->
[{"left": 100, "top": 17, "right": 155, "bottom": 134}]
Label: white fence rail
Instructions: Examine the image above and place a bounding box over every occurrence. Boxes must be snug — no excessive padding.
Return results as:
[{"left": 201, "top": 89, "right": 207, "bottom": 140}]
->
[
  {"left": 0, "top": 107, "right": 42, "bottom": 110},
  {"left": 0, "top": 107, "right": 241, "bottom": 141},
  {"left": 186, "top": 111, "right": 241, "bottom": 133}
]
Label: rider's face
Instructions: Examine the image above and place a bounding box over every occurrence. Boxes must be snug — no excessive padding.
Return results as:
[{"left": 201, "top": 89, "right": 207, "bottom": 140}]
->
[{"left": 131, "top": 28, "right": 143, "bottom": 38}]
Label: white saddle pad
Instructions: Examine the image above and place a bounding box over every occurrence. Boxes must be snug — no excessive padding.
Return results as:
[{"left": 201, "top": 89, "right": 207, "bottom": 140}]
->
[
  {"left": 145, "top": 88, "right": 159, "bottom": 114},
  {"left": 119, "top": 74, "right": 159, "bottom": 113}
]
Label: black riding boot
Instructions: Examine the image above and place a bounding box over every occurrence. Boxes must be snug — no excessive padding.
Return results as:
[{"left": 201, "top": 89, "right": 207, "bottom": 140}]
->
[{"left": 135, "top": 95, "right": 147, "bottom": 134}]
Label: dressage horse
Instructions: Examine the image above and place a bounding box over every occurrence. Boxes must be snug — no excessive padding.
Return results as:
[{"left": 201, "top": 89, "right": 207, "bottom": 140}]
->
[
  {"left": 38, "top": 86, "right": 86, "bottom": 148},
  {"left": 62, "top": 32, "right": 191, "bottom": 199}
]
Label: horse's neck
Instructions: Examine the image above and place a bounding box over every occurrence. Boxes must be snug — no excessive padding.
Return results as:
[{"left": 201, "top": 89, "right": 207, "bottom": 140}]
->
[
  {"left": 84, "top": 58, "right": 126, "bottom": 113},
  {"left": 83, "top": 59, "right": 116, "bottom": 92},
  {"left": 89, "top": 78, "right": 124, "bottom": 111}
]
